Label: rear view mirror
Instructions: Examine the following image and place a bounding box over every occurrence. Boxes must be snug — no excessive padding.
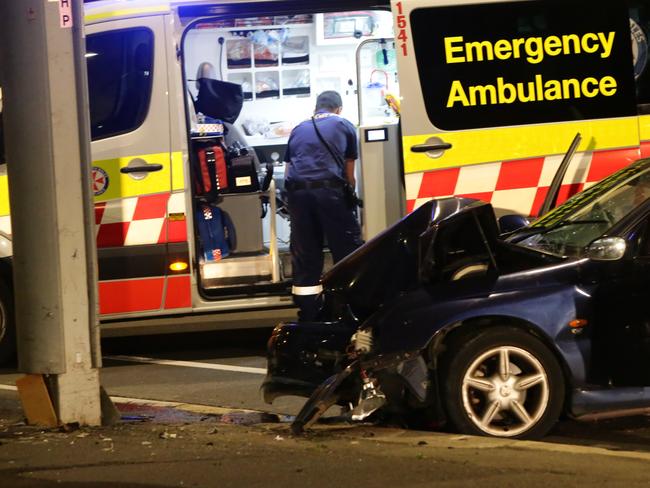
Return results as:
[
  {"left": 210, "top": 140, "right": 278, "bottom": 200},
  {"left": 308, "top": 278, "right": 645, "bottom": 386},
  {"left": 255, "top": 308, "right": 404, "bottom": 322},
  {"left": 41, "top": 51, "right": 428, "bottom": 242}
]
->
[
  {"left": 498, "top": 214, "right": 530, "bottom": 234},
  {"left": 586, "top": 237, "right": 626, "bottom": 261}
]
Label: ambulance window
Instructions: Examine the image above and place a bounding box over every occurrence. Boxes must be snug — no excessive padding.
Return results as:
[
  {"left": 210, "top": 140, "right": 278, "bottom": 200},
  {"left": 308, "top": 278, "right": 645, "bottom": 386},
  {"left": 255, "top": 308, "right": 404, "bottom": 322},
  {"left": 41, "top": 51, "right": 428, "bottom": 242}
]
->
[
  {"left": 410, "top": 1, "right": 637, "bottom": 130},
  {"left": 86, "top": 28, "right": 154, "bottom": 140}
]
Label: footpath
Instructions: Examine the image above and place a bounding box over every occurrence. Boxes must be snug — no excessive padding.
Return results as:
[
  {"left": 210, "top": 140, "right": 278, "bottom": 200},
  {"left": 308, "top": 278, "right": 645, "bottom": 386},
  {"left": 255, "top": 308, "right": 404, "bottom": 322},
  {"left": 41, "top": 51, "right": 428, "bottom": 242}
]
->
[{"left": 2, "top": 390, "right": 650, "bottom": 488}]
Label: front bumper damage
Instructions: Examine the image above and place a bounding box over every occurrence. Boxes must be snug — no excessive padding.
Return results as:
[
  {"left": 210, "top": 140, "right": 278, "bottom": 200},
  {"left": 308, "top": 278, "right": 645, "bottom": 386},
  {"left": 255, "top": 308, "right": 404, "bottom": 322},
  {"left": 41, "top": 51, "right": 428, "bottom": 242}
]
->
[
  {"left": 289, "top": 350, "right": 428, "bottom": 434},
  {"left": 262, "top": 319, "right": 433, "bottom": 433},
  {"left": 261, "top": 320, "right": 354, "bottom": 404}
]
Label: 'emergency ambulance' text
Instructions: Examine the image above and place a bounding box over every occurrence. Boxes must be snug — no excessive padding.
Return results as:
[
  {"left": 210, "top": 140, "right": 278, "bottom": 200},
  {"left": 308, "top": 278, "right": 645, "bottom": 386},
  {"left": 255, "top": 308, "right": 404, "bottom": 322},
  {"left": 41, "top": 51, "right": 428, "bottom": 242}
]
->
[{"left": 444, "top": 31, "right": 620, "bottom": 107}]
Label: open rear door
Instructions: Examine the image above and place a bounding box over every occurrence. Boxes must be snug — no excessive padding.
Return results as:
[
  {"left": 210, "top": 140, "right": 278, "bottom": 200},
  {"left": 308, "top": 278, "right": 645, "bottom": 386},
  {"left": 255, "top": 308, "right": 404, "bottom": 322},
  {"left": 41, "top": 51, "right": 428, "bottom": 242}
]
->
[{"left": 356, "top": 38, "right": 404, "bottom": 240}]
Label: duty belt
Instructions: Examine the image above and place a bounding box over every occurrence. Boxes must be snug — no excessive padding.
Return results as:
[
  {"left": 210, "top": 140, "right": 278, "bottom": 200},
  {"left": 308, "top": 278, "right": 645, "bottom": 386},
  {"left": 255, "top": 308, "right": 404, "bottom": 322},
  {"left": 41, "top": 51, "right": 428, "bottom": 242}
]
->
[{"left": 285, "top": 179, "right": 345, "bottom": 191}]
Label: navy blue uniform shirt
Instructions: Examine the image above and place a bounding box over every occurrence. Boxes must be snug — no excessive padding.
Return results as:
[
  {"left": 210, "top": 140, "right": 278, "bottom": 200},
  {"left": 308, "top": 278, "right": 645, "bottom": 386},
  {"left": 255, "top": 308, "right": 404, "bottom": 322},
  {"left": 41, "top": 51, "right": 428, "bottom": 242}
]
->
[{"left": 285, "top": 111, "right": 358, "bottom": 182}]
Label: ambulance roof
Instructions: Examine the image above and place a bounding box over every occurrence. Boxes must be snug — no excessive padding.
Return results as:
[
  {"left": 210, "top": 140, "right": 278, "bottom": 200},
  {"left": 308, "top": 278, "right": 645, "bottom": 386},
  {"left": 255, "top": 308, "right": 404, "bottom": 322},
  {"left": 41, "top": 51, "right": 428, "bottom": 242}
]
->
[
  {"left": 84, "top": 0, "right": 389, "bottom": 24},
  {"left": 84, "top": 0, "right": 292, "bottom": 24}
]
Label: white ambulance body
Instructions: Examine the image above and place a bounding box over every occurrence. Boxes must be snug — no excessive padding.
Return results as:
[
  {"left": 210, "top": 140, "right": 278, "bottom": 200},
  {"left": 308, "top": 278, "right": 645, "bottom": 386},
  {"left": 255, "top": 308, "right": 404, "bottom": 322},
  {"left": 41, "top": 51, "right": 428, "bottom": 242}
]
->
[{"left": 0, "top": 0, "right": 647, "bottom": 360}]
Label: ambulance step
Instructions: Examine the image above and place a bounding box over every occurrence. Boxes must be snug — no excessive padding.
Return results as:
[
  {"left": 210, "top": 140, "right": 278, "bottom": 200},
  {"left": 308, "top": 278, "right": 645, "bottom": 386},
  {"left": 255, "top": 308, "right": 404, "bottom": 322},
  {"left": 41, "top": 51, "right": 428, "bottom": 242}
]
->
[{"left": 200, "top": 253, "right": 273, "bottom": 288}]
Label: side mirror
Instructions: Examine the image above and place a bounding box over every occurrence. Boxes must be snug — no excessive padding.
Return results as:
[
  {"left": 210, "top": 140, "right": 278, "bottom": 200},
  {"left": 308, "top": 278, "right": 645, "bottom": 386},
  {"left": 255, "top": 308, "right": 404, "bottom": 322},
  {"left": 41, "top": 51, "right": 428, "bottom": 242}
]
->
[
  {"left": 586, "top": 237, "right": 627, "bottom": 261},
  {"left": 498, "top": 214, "right": 530, "bottom": 234}
]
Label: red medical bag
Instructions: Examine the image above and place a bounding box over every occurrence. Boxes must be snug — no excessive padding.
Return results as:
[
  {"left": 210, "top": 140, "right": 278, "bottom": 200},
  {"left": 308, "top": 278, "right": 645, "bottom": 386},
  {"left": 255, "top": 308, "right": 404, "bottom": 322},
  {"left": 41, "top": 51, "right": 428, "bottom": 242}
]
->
[{"left": 194, "top": 145, "right": 229, "bottom": 200}]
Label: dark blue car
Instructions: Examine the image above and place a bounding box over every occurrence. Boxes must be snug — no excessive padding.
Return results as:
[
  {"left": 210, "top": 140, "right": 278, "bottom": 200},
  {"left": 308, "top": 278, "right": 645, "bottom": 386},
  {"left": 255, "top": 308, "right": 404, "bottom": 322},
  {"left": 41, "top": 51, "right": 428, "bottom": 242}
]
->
[{"left": 263, "top": 158, "right": 650, "bottom": 439}]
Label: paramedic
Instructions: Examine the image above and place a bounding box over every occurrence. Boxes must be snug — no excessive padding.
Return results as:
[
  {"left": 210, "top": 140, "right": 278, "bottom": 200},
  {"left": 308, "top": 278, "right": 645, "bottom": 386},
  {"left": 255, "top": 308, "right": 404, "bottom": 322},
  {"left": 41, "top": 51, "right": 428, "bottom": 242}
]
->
[{"left": 285, "top": 91, "right": 363, "bottom": 321}]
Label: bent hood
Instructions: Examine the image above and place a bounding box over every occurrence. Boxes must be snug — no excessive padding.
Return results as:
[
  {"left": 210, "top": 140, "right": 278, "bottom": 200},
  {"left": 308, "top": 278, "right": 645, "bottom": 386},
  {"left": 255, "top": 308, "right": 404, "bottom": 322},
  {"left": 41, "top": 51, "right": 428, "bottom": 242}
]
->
[{"left": 322, "top": 197, "right": 499, "bottom": 318}]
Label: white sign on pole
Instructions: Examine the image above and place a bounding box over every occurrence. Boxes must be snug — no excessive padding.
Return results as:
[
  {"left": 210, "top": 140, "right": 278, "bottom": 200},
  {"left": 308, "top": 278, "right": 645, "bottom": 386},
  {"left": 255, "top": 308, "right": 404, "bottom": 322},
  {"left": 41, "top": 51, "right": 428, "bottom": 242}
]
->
[{"left": 58, "top": 0, "right": 73, "bottom": 28}]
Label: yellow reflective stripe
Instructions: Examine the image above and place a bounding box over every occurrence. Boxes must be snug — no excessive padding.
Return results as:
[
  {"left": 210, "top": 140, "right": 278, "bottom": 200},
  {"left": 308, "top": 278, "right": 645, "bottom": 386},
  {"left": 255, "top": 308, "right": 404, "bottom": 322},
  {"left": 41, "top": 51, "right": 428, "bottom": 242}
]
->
[
  {"left": 0, "top": 152, "right": 174, "bottom": 216},
  {"left": 638, "top": 114, "right": 650, "bottom": 142},
  {"left": 171, "top": 151, "right": 186, "bottom": 191},
  {"left": 84, "top": 5, "right": 170, "bottom": 24},
  {"left": 93, "top": 152, "right": 171, "bottom": 203},
  {"left": 0, "top": 175, "right": 8, "bottom": 217},
  {"left": 402, "top": 118, "right": 639, "bottom": 174}
]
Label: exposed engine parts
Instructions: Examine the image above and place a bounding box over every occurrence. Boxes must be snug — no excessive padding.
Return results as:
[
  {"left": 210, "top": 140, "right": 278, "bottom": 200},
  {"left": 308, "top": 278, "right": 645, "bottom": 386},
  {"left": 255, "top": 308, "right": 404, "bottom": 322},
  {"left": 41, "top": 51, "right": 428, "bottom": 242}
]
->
[{"left": 351, "top": 328, "right": 373, "bottom": 353}]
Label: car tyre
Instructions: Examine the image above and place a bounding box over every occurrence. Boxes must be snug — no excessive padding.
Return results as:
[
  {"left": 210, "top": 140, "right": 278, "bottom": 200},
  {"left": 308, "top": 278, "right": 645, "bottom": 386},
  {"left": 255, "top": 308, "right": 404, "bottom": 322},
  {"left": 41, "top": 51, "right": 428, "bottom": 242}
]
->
[
  {"left": 0, "top": 280, "right": 15, "bottom": 365},
  {"left": 442, "top": 326, "right": 564, "bottom": 439}
]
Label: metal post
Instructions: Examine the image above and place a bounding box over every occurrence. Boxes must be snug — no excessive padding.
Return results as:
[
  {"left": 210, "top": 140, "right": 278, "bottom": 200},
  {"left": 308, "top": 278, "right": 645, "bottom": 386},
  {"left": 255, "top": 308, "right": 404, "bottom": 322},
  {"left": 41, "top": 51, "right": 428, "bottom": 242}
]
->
[{"left": 0, "top": 0, "right": 101, "bottom": 425}]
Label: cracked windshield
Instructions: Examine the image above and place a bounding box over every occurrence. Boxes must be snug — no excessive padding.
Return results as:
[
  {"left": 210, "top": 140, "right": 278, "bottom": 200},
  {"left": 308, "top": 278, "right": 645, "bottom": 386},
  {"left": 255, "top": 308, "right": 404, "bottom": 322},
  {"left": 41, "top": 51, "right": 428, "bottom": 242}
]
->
[{"left": 516, "top": 168, "right": 650, "bottom": 256}]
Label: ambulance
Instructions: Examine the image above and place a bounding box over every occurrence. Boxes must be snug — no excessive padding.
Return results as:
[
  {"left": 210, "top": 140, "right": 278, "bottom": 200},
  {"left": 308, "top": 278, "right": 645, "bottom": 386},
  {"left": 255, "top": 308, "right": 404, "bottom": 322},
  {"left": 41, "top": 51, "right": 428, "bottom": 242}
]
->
[{"left": 0, "top": 0, "right": 648, "bottom": 361}]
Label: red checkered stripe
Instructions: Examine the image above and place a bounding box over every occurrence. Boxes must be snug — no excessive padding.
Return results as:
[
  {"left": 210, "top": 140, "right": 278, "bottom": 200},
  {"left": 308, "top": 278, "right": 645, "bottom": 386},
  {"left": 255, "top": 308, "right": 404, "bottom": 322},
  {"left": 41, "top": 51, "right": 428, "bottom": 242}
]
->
[
  {"left": 406, "top": 142, "right": 650, "bottom": 217},
  {"left": 94, "top": 192, "right": 187, "bottom": 248},
  {"left": 98, "top": 275, "right": 191, "bottom": 315}
]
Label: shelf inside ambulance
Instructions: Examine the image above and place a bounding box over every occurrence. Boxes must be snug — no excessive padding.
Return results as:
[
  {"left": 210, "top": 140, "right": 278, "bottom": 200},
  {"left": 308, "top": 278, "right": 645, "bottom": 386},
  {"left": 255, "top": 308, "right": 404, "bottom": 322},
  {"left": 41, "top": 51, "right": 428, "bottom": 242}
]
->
[
  {"left": 194, "top": 182, "right": 287, "bottom": 291},
  {"left": 200, "top": 251, "right": 274, "bottom": 288}
]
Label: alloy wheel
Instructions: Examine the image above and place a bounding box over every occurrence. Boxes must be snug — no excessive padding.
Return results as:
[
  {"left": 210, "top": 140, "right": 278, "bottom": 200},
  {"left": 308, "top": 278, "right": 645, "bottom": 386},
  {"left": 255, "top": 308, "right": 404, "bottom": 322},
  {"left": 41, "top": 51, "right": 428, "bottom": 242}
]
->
[{"left": 461, "top": 346, "right": 549, "bottom": 437}]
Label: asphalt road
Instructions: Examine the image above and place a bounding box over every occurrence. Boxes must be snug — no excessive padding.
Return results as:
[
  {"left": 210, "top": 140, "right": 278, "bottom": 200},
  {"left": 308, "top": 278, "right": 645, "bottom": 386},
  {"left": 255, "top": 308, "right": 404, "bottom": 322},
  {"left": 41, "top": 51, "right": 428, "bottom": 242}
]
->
[
  {"left": 2, "top": 328, "right": 650, "bottom": 454},
  {"left": 103, "top": 328, "right": 305, "bottom": 415}
]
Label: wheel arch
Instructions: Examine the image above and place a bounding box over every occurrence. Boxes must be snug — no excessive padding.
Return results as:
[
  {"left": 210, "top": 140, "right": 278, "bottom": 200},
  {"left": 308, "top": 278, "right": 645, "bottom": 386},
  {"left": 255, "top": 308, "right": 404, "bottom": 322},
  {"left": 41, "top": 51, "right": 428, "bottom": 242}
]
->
[{"left": 426, "top": 314, "right": 574, "bottom": 413}]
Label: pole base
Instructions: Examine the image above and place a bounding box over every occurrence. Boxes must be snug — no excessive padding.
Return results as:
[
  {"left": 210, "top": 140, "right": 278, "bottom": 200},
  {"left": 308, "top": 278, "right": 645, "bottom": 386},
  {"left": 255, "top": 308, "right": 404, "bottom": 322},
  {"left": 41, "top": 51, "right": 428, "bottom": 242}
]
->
[{"left": 16, "top": 374, "right": 58, "bottom": 428}]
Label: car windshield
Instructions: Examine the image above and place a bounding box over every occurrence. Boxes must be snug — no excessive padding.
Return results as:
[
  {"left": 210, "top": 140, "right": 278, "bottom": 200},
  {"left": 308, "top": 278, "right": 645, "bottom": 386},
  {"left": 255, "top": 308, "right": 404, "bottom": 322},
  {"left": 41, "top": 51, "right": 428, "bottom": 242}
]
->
[{"left": 512, "top": 162, "right": 650, "bottom": 257}]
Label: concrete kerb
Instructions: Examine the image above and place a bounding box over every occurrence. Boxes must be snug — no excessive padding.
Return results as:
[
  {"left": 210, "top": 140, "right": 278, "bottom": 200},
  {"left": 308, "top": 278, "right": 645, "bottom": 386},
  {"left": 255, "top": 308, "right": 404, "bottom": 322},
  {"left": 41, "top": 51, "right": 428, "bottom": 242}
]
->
[
  {"left": 5, "top": 387, "right": 650, "bottom": 464},
  {"left": 126, "top": 398, "right": 650, "bottom": 463}
]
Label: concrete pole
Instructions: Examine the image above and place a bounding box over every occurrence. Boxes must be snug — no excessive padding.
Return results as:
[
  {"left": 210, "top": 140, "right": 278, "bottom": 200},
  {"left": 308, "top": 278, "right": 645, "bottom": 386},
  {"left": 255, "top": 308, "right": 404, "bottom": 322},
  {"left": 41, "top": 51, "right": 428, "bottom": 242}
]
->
[{"left": 0, "top": 0, "right": 101, "bottom": 425}]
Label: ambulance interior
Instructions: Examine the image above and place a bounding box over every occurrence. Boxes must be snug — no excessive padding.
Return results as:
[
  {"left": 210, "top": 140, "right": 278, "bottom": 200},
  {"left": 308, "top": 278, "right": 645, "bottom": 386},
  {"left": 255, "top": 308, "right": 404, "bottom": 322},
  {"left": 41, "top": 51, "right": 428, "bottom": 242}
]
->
[{"left": 182, "top": 10, "right": 401, "bottom": 296}]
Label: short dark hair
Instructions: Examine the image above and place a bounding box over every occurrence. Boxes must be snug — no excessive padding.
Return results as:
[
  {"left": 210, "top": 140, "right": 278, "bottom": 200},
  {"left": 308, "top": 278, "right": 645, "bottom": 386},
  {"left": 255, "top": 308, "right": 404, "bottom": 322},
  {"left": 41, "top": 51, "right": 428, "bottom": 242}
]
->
[{"left": 315, "top": 91, "right": 343, "bottom": 112}]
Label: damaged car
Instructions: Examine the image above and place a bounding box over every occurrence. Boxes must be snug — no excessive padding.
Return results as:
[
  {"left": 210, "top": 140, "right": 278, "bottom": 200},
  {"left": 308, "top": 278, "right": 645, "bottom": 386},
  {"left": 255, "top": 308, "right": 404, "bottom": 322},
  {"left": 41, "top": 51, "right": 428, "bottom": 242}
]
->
[{"left": 262, "top": 158, "right": 650, "bottom": 439}]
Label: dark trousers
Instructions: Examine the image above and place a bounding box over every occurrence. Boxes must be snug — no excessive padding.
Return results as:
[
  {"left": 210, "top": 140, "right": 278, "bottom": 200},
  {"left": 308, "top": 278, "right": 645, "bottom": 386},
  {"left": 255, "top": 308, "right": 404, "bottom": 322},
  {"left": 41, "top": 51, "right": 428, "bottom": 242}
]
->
[{"left": 288, "top": 187, "right": 362, "bottom": 321}]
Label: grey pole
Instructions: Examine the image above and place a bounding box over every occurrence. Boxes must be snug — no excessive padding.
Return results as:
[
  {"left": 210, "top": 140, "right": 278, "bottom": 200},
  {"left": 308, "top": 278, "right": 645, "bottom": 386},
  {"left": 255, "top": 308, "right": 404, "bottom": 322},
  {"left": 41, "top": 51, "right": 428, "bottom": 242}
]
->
[{"left": 0, "top": 0, "right": 101, "bottom": 425}]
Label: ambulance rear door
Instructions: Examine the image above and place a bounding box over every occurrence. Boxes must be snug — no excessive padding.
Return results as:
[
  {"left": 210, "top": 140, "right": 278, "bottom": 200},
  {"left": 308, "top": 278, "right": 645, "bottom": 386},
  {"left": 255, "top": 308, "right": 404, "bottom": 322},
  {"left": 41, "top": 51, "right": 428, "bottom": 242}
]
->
[
  {"left": 86, "top": 15, "right": 187, "bottom": 318},
  {"left": 356, "top": 38, "right": 405, "bottom": 240},
  {"left": 393, "top": 0, "right": 641, "bottom": 217}
]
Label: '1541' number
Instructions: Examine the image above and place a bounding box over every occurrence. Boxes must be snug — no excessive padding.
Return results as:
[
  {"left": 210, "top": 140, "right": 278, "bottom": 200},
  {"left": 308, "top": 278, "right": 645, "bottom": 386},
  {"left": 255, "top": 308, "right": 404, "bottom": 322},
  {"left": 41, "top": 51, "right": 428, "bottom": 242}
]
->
[{"left": 395, "top": 2, "right": 408, "bottom": 56}]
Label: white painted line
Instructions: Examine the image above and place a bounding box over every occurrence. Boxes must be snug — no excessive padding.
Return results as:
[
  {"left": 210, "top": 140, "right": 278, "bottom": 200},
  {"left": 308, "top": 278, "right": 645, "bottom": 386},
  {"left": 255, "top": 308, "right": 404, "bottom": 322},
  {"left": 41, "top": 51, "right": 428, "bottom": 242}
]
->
[
  {"left": 111, "top": 395, "right": 260, "bottom": 415},
  {"left": 104, "top": 355, "right": 267, "bottom": 375},
  {"left": 0, "top": 383, "right": 258, "bottom": 414}
]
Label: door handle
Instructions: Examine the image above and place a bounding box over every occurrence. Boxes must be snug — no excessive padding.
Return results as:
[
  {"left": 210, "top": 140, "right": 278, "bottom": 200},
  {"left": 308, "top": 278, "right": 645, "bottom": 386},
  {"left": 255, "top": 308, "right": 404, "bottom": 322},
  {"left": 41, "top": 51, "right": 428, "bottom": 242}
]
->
[
  {"left": 120, "top": 164, "right": 163, "bottom": 174},
  {"left": 410, "top": 142, "right": 452, "bottom": 153}
]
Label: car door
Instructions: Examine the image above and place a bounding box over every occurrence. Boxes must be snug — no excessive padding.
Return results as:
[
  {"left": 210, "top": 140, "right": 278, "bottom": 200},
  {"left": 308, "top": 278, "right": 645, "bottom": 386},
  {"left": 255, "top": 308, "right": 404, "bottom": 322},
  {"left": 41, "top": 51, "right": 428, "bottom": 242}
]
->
[
  {"left": 393, "top": 0, "right": 640, "bottom": 217},
  {"left": 592, "top": 210, "right": 650, "bottom": 387},
  {"left": 86, "top": 16, "right": 175, "bottom": 317}
]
